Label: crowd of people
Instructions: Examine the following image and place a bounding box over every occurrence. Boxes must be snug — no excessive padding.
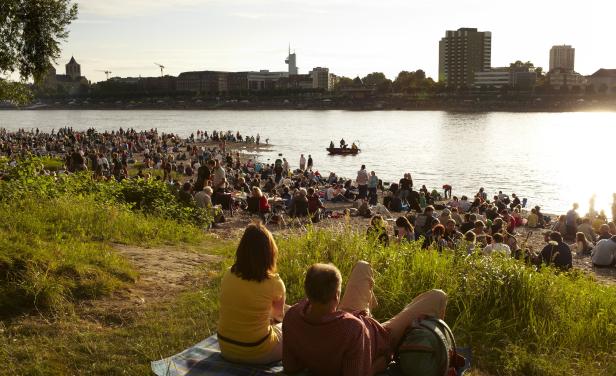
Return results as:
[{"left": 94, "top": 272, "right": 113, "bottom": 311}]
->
[{"left": 3, "top": 127, "right": 615, "bottom": 269}]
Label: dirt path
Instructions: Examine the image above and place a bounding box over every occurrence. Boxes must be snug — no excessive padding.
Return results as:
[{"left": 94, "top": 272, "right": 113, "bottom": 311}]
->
[{"left": 79, "top": 244, "right": 222, "bottom": 325}]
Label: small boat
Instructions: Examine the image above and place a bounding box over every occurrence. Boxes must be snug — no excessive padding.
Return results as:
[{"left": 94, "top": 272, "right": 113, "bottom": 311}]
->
[{"left": 326, "top": 147, "right": 360, "bottom": 155}]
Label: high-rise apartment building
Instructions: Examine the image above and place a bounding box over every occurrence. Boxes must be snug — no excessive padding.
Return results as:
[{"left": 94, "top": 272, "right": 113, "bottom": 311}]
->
[
  {"left": 439, "top": 28, "right": 491, "bottom": 87},
  {"left": 310, "top": 67, "right": 330, "bottom": 90},
  {"left": 549, "top": 45, "right": 575, "bottom": 72}
]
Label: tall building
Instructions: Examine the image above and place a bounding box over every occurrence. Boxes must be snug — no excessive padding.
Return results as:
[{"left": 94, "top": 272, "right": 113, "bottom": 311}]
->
[
  {"left": 549, "top": 45, "right": 575, "bottom": 72},
  {"left": 438, "top": 28, "right": 491, "bottom": 87},
  {"left": 309, "top": 67, "right": 330, "bottom": 90},
  {"left": 285, "top": 45, "right": 298, "bottom": 75},
  {"left": 65, "top": 56, "right": 81, "bottom": 80}
]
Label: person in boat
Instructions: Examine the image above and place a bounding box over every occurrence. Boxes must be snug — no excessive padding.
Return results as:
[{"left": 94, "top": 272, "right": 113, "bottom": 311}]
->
[
  {"left": 351, "top": 142, "right": 358, "bottom": 150},
  {"left": 340, "top": 138, "right": 346, "bottom": 148},
  {"left": 329, "top": 141, "right": 335, "bottom": 149}
]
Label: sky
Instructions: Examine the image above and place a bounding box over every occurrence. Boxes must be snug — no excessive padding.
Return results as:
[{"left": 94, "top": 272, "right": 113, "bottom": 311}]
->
[{"left": 48, "top": 0, "right": 616, "bottom": 83}]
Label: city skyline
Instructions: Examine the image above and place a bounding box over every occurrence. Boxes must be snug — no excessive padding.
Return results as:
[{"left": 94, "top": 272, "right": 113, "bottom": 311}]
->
[{"left": 44, "top": 0, "right": 615, "bottom": 82}]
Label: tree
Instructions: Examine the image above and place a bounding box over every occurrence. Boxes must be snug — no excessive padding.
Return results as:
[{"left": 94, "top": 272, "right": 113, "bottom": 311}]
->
[
  {"left": 0, "top": 0, "right": 78, "bottom": 102},
  {"left": 334, "top": 76, "right": 354, "bottom": 90},
  {"left": 392, "top": 70, "right": 435, "bottom": 94},
  {"left": 361, "top": 72, "right": 391, "bottom": 93}
]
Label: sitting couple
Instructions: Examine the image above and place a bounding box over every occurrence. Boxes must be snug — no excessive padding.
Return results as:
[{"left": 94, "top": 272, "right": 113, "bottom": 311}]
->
[{"left": 218, "top": 222, "right": 448, "bottom": 375}]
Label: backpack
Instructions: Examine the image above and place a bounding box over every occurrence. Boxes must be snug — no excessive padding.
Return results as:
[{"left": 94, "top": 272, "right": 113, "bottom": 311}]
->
[{"left": 396, "top": 317, "right": 465, "bottom": 376}]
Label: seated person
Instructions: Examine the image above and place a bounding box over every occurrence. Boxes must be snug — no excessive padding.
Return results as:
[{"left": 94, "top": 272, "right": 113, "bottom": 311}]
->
[
  {"left": 533, "top": 231, "right": 573, "bottom": 270},
  {"left": 289, "top": 188, "right": 309, "bottom": 217},
  {"left": 482, "top": 233, "right": 511, "bottom": 256},
  {"left": 218, "top": 223, "right": 286, "bottom": 364},
  {"left": 444, "top": 219, "right": 463, "bottom": 248},
  {"left": 326, "top": 184, "right": 346, "bottom": 202},
  {"left": 597, "top": 224, "right": 612, "bottom": 241},
  {"left": 575, "top": 232, "right": 594, "bottom": 256},
  {"left": 577, "top": 217, "right": 597, "bottom": 243},
  {"left": 527, "top": 208, "right": 539, "bottom": 228},
  {"left": 283, "top": 262, "right": 447, "bottom": 376},
  {"left": 591, "top": 236, "right": 616, "bottom": 267},
  {"left": 251, "top": 187, "right": 271, "bottom": 218},
  {"left": 281, "top": 187, "right": 293, "bottom": 207},
  {"left": 194, "top": 186, "right": 213, "bottom": 208},
  {"left": 395, "top": 216, "right": 415, "bottom": 243},
  {"left": 307, "top": 187, "right": 325, "bottom": 217},
  {"left": 367, "top": 215, "right": 389, "bottom": 246},
  {"left": 414, "top": 206, "right": 436, "bottom": 238}
]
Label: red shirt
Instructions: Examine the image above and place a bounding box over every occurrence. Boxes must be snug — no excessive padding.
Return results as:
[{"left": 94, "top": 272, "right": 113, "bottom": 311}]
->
[
  {"left": 258, "top": 196, "right": 270, "bottom": 213},
  {"left": 282, "top": 299, "right": 390, "bottom": 376}
]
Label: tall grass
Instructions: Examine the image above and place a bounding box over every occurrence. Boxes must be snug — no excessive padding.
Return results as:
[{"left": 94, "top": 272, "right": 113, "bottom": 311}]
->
[
  {"left": 0, "top": 194, "right": 208, "bottom": 315},
  {"left": 272, "top": 225, "right": 616, "bottom": 376}
]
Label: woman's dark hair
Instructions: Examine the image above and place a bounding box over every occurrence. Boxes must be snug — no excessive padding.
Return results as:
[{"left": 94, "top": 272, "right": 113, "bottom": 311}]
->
[
  {"left": 231, "top": 222, "right": 278, "bottom": 282},
  {"left": 395, "top": 216, "right": 414, "bottom": 233},
  {"left": 432, "top": 224, "right": 445, "bottom": 236}
]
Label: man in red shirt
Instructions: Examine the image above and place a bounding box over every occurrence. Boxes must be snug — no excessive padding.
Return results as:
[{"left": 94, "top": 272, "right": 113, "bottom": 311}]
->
[{"left": 282, "top": 262, "right": 447, "bottom": 375}]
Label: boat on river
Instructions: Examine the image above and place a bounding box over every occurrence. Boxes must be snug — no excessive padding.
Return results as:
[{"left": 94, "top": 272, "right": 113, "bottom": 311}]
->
[{"left": 326, "top": 147, "right": 360, "bottom": 155}]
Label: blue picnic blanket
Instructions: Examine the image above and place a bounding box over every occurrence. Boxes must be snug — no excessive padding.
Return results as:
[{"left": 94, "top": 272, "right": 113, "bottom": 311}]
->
[
  {"left": 151, "top": 334, "right": 283, "bottom": 376},
  {"left": 152, "top": 334, "right": 471, "bottom": 376}
]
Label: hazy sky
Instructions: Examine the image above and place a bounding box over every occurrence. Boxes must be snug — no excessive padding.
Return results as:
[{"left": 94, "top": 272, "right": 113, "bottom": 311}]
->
[{"left": 51, "top": 0, "right": 615, "bottom": 83}]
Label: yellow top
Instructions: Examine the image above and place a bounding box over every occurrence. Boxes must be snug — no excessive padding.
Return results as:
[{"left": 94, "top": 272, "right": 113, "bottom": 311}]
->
[
  {"left": 527, "top": 213, "right": 538, "bottom": 227},
  {"left": 218, "top": 269, "right": 285, "bottom": 362}
]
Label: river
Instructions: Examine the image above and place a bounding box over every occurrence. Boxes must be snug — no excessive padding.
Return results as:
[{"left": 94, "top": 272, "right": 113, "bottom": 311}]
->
[{"left": 1, "top": 109, "right": 615, "bottom": 217}]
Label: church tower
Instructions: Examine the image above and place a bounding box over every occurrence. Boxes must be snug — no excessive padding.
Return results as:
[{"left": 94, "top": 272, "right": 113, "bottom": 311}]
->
[{"left": 65, "top": 56, "right": 81, "bottom": 80}]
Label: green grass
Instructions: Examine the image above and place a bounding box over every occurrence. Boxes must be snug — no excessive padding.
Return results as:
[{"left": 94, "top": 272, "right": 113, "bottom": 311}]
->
[
  {"left": 0, "top": 194, "right": 208, "bottom": 315},
  {"left": 272, "top": 225, "right": 616, "bottom": 376},
  {"left": 2, "top": 223, "right": 615, "bottom": 375},
  {"left": 0, "top": 288, "right": 222, "bottom": 375}
]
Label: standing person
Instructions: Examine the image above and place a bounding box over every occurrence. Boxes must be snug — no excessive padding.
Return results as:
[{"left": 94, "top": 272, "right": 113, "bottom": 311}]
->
[
  {"left": 282, "top": 158, "right": 289, "bottom": 176},
  {"left": 307, "top": 154, "right": 313, "bottom": 170},
  {"left": 367, "top": 171, "right": 379, "bottom": 206},
  {"left": 299, "top": 154, "right": 306, "bottom": 171},
  {"left": 565, "top": 203, "right": 580, "bottom": 241},
  {"left": 356, "top": 164, "right": 369, "bottom": 200},
  {"left": 218, "top": 223, "right": 286, "bottom": 364},
  {"left": 212, "top": 159, "right": 226, "bottom": 189},
  {"left": 283, "top": 262, "right": 447, "bottom": 376}
]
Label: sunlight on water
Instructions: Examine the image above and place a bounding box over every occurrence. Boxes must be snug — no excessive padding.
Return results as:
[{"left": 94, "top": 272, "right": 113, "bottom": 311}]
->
[{"left": 1, "top": 110, "right": 615, "bottom": 218}]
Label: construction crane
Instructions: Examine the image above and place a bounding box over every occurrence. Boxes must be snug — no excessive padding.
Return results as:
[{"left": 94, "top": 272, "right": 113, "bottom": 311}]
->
[
  {"left": 96, "top": 70, "right": 112, "bottom": 80},
  {"left": 154, "top": 63, "right": 165, "bottom": 77}
]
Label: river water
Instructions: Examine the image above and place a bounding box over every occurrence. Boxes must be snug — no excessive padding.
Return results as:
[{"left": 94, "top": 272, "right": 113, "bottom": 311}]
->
[{"left": 1, "top": 109, "right": 615, "bottom": 217}]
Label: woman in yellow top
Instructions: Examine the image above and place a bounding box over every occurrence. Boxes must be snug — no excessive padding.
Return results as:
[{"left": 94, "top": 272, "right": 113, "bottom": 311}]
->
[{"left": 218, "top": 222, "right": 286, "bottom": 364}]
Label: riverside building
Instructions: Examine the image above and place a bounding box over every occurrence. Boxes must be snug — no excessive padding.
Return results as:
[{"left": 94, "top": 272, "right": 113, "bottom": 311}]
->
[
  {"left": 549, "top": 45, "right": 575, "bottom": 72},
  {"left": 439, "top": 27, "right": 492, "bottom": 88}
]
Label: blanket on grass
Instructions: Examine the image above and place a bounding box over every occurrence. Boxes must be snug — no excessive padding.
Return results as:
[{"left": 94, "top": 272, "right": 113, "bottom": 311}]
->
[
  {"left": 151, "top": 334, "right": 471, "bottom": 376},
  {"left": 151, "top": 334, "right": 282, "bottom": 376}
]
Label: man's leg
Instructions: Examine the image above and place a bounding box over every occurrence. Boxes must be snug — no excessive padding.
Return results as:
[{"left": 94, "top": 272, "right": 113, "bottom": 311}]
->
[
  {"left": 339, "top": 261, "right": 378, "bottom": 315},
  {"left": 382, "top": 289, "right": 447, "bottom": 349}
]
